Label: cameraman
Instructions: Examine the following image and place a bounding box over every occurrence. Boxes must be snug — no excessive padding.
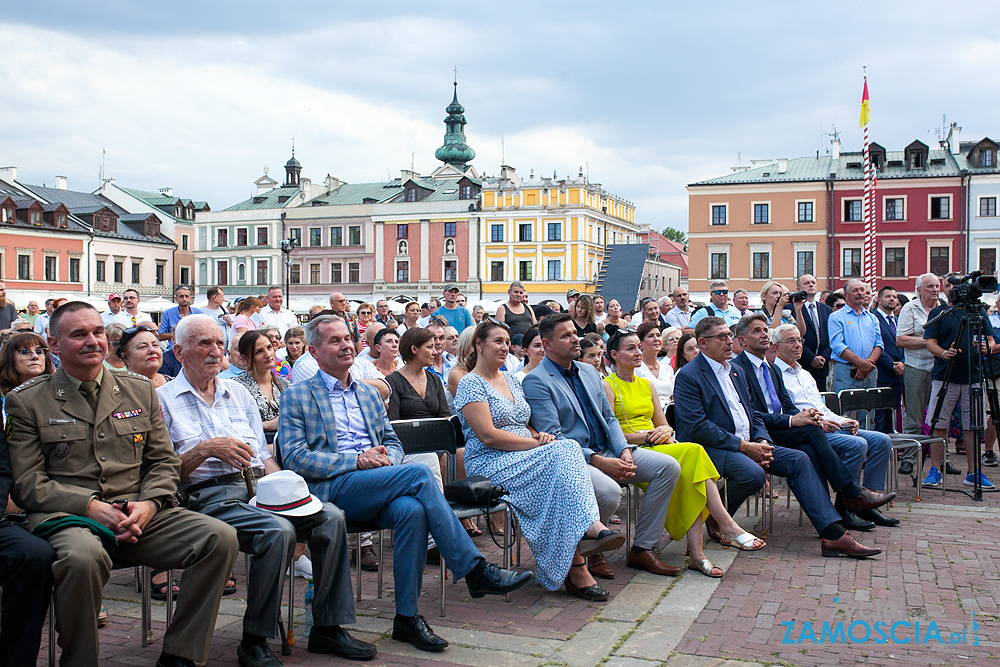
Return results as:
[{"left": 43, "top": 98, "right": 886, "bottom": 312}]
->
[{"left": 921, "top": 288, "right": 998, "bottom": 490}]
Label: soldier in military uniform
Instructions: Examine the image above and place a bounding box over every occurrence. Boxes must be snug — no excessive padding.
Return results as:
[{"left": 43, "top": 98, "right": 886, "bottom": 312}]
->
[{"left": 4, "top": 302, "right": 239, "bottom": 667}]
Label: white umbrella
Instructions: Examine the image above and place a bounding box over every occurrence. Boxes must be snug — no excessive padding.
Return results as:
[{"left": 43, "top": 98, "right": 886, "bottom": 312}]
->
[
  {"left": 142, "top": 297, "right": 175, "bottom": 313},
  {"left": 469, "top": 299, "right": 502, "bottom": 314},
  {"left": 287, "top": 298, "right": 322, "bottom": 314}
]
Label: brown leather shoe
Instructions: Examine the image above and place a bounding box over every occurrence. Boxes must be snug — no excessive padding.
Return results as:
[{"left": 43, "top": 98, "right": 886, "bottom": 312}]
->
[
  {"left": 625, "top": 549, "right": 681, "bottom": 576},
  {"left": 587, "top": 553, "right": 615, "bottom": 580},
  {"left": 820, "top": 532, "right": 881, "bottom": 558},
  {"left": 351, "top": 545, "right": 379, "bottom": 572},
  {"left": 840, "top": 488, "right": 896, "bottom": 512}
]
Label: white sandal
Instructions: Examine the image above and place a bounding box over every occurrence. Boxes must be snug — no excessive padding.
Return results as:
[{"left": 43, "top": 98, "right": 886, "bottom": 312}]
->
[
  {"left": 730, "top": 531, "right": 766, "bottom": 551},
  {"left": 688, "top": 557, "right": 723, "bottom": 578}
]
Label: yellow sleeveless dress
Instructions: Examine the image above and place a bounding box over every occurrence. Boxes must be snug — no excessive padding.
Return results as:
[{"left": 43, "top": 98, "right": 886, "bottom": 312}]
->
[{"left": 605, "top": 372, "right": 719, "bottom": 540}]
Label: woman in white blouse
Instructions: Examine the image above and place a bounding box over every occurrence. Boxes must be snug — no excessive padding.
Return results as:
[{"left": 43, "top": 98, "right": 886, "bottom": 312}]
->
[{"left": 633, "top": 321, "right": 674, "bottom": 407}]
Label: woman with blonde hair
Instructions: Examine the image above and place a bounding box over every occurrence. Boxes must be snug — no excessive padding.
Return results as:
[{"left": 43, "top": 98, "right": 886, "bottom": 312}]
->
[
  {"left": 757, "top": 281, "right": 799, "bottom": 330},
  {"left": 601, "top": 298, "right": 626, "bottom": 338},
  {"left": 232, "top": 296, "right": 261, "bottom": 334},
  {"left": 572, "top": 294, "right": 603, "bottom": 338}
]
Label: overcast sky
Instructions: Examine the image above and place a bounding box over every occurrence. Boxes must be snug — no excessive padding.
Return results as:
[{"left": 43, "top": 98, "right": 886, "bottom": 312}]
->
[{"left": 4, "top": 2, "right": 1000, "bottom": 231}]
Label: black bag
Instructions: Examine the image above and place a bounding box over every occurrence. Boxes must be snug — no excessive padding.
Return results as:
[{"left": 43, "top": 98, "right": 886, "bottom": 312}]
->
[{"left": 444, "top": 475, "right": 505, "bottom": 506}]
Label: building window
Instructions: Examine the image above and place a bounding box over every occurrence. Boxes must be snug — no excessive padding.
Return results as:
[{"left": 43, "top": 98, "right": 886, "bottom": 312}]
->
[
  {"left": 349, "top": 226, "right": 362, "bottom": 246},
  {"left": 459, "top": 184, "right": 472, "bottom": 200},
  {"left": 397, "top": 224, "right": 408, "bottom": 239},
  {"left": 396, "top": 261, "right": 409, "bottom": 282},
  {"left": 131, "top": 262, "right": 140, "bottom": 284},
  {"left": 710, "top": 253, "right": 727, "bottom": 280},
  {"left": 547, "top": 222, "right": 562, "bottom": 241},
  {"left": 236, "top": 227, "right": 248, "bottom": 246},
  {"left": 797, "top": 202, "right": 813, "bottom": 223},
  {"left": 753, "top": 204, "right": 769, "bottom": 224},
  {"left": 752, "top": 252, "right": 770, "bottom": 280},
  {"left": 490, "top": 261, "right": 504, "bottom": 281},
  {"left": 981, "top": 149, "right": 994, "bottom": 168},
  {"left": 444, "top": 260, "right": 457, "bottom": 282},
  {"left": 155, "top": 262, "right": 165, "bottom": 286},
  {"left": 16, "top": 254, "right": 30, "bottom": 280},
  {"left": 796, "top": 251, "right": 814, "bottom": 278},
  {"left": 490, "top": 224, "right": 504, "bottom": 242},
  {"left": 310, "top": 228, "right": 322, "bottom": 247},
  {"left": 238, "top": 263, "right": 246, "bottom": 283},
  {"left": 885, "top": 198, "right": 904, "bottom": 221},
  {"left": 348, "top": 262, "right": 360, "bottom": 283},
  {"left": 217, "top": 260, "right": 229, "bottom": 285},
  {"left": 290, "top": 263, "right": 301, "bottom": 284},
  {"left": 256, "top": 260, "right": 268, "bottom": 285},
  {"left": 518, "top": 223, "right": 532, "bottom": 242},
  {"left": 518, "top": 261, "right": 533, "bottom": 282},
  {"left": 181, "top": 234, "right": 189, "bottom": 250},
  {"left": 114, "top": 261, "right": 124, "bottom": 283},
  {"left": 69, "top": 257, "right": 80, "bottom": 282},
  {"left": 217, "top": 228, "right": 228, "bottom": 247},
  {"left": 96, "top": 260, "right": 106, "bottom": 282},
  {"left": 44, "top": 256, "right": 56, "bottom": 281},
  {"left": 980, "top": 248, "right": 997, "bottom": 275},
  {"left": 930, "top": 247, "right": 950, "bottom": 276},
  {"left": 711, "top": 205, "right": 727, "bottom": 226},
  {"left": 330, "top": 227, "right": 343, "bottom": 246},
  {"left": 179, "top": 267, "right": 190, "bottom": 285},
  {"left": 981, "top": 197, "right": 997, "bottom": 217},
  {"left": 257, "top": 227, "right": 268, "bottom": 246},
  {"left": 844, "top": 199, "right": 862, "bottom": 222},
  {"left": 930, "top": 196, "right": 950, "bottom": 220},
  {"left": 843, "top": 248, "right": 862, "bottom": 277},
  {"left": 309, "top": 263, "right": 320, "bottom": 284},
  {"left": 444, "top": 222, "right": 456, "bottom": 237},
  {"left": 547, "top": 259, "right": 562, "bottom": 281},
  {"left": 290, "top": 228, "right": 302, "bottom": 245},
  {"left": 885, "top": 248, "right": 906, "bottom": 277},
  {"left": 405, "top": 188, "right": 417, "bottom": 202},
  {"left": 331, "top": 263, "right": 342, "bottom": 283}
]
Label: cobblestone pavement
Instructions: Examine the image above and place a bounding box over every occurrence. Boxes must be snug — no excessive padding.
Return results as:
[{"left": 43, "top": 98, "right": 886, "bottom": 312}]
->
[{"left": 44, "top": 476, "right": 999, "bottom": 666}]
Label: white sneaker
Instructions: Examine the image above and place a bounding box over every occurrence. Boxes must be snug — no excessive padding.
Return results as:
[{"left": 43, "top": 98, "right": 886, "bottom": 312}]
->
[{"left": 290, "top": 555, "right": 313, "bottom": 579}]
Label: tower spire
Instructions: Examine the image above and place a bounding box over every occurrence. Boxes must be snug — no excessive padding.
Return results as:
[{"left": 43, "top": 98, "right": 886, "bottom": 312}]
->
[{"left": 435, "top": 77, "right": 476, "bottom": 168}]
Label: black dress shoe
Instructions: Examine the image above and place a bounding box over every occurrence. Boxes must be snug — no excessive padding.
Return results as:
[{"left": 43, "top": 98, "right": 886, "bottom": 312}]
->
[
  {"left": 466, "top": 562, "right": 534, "bottom": 598},
  {"left": 155, "top": 654, "right": 195, "bottom": 667},
  {"left": 392, "top": 614, "right": 449, "bottom": 651},
  {"left": 945, "top": 461, "right": 963, "bottom": 475},
  {"left": 308, "top": 625, "right": 378, "bottom": 660},
  {"left": 897, "top": 460, "right": 914, "bottom": 476},
  {"left": 237, "top": 640, "right": 283, "bottom": 667},
  {"left": 838, "top": 510, "right": 875, "bottom": 531},
  {"left": 856, "top": 507, "right": 901, "bottom": 527}
]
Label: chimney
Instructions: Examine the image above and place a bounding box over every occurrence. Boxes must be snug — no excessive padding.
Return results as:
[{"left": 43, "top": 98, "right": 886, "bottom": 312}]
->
[
  {"left": 55, "top": 175, "right": 67, "bottom": 190},
  {"left": 400, "top": 169, "right": 419, "bottom": 183},
  {"left": 299, "top": 176, "right": 311, "bottom": 193},
  {"left": 947, "top": 123, "right": 962, "bottom": 155},
  {"left": 324, "top": 174, "right": 342, "bottom": 192},
  {"left": 159, "top": 187, "right": 173, "bottom": 197},
  {"left": 0, "top": 166, "right": 17, "bottom": 183},
  {"left": 831, "top": 139, "right": 841, "bottom": 160},
  {"left": 777, "top": 158, "right": 788, "bottom": 174}
]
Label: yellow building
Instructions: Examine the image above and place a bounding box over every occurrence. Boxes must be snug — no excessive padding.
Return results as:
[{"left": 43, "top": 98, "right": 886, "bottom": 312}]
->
[{"left": 479, "top": 166, "right": 640, "bottom": 301}]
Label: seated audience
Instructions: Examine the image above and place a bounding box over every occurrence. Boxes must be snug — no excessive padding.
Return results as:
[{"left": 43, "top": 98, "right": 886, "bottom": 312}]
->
[
  {"left": 218, "top": 332, "right": 246, "bottom": 380},
  {"left": 457, "top": 319, "right": 624, "bottom": 600},
  {"left": 0, "top": 332, "right": 55, "bottom": 398},
  {"left": 278, "top": 314, "right": 533, "bottom": 652},
  {"left": 515, "top": 327, "right": 545, "bottom": 381},
  {"left": 601, "top": 299, "right": 627, "bottom": 338},
  {"left": 572, "top": 294, "right": 603, "bottom": 338},
  {"left": 674, "top": 332, "right": 700, "bottom": 373},
  {"left": 282, "top": 326, "right": 307, "bottom": 368},
  {"left": 356, "top": 302, "right": 375, "bottom": 349},
  {"left": 158, "top": 314, "right": 373, "bottom": 664},
  {"left": 634, "top": 322, "right": 674, "bottom": 406},
  {"left": 119, "top": 325, "right": 172, "bottom": 388},
  {"left": 371, "top": 327, "right": 403, "bottom": 377},
  {"left": 104, "top": 322, "right": 128, "bottom": 370},
  {"left": 661, "top": 326, "right": 681, "bottom": 364},
  {"left": 233, "top": 330, "right": 288, "bottom": 432},
  {"left": 388, "top": 328, "right": 450, "bottom": 422},
  {"left": 6, "top": 302, "right": 238, "bottom": 667},
  {"left": 579, "top": 333, "right": 610, "bottom": 378}
]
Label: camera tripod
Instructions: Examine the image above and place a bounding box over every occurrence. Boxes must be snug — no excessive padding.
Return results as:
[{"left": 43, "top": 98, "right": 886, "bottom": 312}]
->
[{"left": 926, "top": 303, "right": 1000, "bottom": 501}]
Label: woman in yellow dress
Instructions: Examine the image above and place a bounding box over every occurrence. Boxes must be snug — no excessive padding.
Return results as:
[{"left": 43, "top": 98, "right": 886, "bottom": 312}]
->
[{"left": 602, "top": 329, "right": 765, "bottom": 577}]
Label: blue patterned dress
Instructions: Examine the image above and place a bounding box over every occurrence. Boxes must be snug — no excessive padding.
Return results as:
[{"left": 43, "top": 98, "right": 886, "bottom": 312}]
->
[{"left": 455, "top": 371, "right": 599, "bottom": 590}]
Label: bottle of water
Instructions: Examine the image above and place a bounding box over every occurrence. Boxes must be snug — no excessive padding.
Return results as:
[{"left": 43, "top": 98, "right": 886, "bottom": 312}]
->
[{"left": 303, "top": 578, "right": 314, "bottom": 638}]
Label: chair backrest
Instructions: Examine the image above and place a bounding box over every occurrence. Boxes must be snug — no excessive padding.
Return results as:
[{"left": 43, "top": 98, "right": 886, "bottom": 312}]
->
[
  {"left": 665, "top": 403, "right": 676, "bottom": 428},
  {"left": 820, "top": 392, "right": 840, "bottom": 415},
  {"left": 837, "top": 389, "right": 871, "bottom": 428},
  {"left": 391, "top": 417, "right": 460, "bottom": 456},
  {"left": 867, "top": 386, "right": 898, "bottom": 412}
]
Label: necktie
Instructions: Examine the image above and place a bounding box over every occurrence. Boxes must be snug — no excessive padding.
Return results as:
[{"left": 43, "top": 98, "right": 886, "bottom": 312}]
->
[
  {"left": 808, "top": 302, "right": 819, "bottom": 331},
  {"left": 888, "top": 314, "right": 897, "bottom": 337},
  {"left": 80, "top": 381, "right": 99, "bottom": 412},
  {"left": 760, "top": 363, "right": 782, "bottom": 414}
]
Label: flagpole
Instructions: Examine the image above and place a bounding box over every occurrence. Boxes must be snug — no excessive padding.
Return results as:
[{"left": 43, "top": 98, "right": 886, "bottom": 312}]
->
[{"left": 860, "top": 74, "right": 876, "bottom": 292}]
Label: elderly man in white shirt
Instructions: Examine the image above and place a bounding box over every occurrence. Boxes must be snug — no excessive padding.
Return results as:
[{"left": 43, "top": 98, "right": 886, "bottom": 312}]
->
[
  {"left": 259, "top": 286, "right": 299, "bottom": 336},
  {"left": 772, "top": 324, "right": 897, "bottom": 528}
]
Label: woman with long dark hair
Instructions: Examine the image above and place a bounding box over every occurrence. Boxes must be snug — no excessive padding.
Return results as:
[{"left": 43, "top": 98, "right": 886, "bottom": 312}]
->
[{"left": 234, "top": 330, "right": 288, "bottom": 432}]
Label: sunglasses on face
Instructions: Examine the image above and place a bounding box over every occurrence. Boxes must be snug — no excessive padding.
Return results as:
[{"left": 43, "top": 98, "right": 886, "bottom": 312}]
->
[{"left": 712, "top": 290, "right": 729, "bottom": 296}]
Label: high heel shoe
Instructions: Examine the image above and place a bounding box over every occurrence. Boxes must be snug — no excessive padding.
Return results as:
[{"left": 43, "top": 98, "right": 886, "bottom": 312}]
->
[{"left": 564, "top": 562, "right": 609, "bottom": 601}]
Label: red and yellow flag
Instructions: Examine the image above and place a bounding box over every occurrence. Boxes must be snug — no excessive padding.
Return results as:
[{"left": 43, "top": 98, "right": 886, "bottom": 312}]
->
[{"left": 859, "top": 78, "right": 870, "bottom": 127}]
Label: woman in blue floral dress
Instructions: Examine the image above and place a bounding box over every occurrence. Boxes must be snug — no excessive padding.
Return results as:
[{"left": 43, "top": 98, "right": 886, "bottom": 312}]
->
[{"left": 455, "top": 319, "right": 624, "bottom": 601}]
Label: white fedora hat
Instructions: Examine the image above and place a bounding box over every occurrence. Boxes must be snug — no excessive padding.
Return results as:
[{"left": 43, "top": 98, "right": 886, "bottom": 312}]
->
[{"left": 249, "top": 470, "right": 324, "bottom": 517}]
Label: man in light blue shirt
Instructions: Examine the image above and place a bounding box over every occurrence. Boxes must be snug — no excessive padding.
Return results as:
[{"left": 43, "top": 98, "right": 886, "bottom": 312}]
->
[
  {"left": 828, "top": 279, "right": 883, "bottom": 393},
  {"left": 691, "top": 280, "right": 742, "bottom": 327},
  {"left": 434, "top": 285, "right": 474, "bottom": 332}
]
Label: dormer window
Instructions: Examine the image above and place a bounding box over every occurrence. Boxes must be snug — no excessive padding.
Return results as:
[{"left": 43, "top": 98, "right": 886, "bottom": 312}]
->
[
  {"left": 911, "top": 152, "right": 923, "bottom": 169},
  {"left": 905, "top": 140, "right": 928, "bottom": 171},
  {"left": 405, "top": 187, "right": 418, "bottom": 202},
  {"left": 145, "top": 220, "right": 160, "bottom": 237},
  {"left": 460, "top": 184, "right": 472, "bottom": 200},
  {"left": 174, "top": 205, "right": 182, "bottom": 217},
  {"left": 982, "top": 149, "right": 994, "bottom": 167},
  {"left": 57, "top": 214, "right": 66, "bottom": 228}
]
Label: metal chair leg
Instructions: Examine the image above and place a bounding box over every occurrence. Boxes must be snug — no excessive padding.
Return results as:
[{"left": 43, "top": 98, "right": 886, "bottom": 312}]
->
[
  {"left": 355, "top": 537, "right": 362, "bottom": 603},
  {"left": 287, "top": 565, "right": 295, "bottom": 647},
  {"left": 141, "top": 565, "right": 152, "bottom": 646},
  {"left": 503, "top": 505, "right": 513, "bottom": 603},
  {"left": 622, "top": 485, "right": 632, "bottom": 549},
  {"left": 377, "top": 530, "right": 384, "bottom": 599},
  {"left": 48, "top": 599, "right": 55, "bottom": 666},
  {"left": 440, "top": 554, "right": 447, "bottom": 617},
  {"left": 164, "top": 569, "right": 173, "bottom": 628}
]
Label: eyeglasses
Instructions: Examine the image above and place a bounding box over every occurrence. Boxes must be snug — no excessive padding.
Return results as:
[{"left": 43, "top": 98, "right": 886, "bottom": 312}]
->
[
  {"left": 358, "top": 311, "right": 372, "bottom": 316},
  {"left": 711, "top": 290, "right": 729, "bottom": 296},
  {"left": 781, "top": 337, "right": 803, "bottom": 344},
  {"left": 484, "top": 316, "right": 511, "bottom": 331},
  {"left": 702, "top": 332, "right": 734, "bottom": 342},
  {"left": 16, "top": 347, "right": 46, "bottom": 358}
]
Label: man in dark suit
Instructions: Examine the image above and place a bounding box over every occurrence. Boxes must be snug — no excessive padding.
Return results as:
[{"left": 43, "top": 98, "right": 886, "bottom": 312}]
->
[
  {"left": 792, "top": 274, "right": 832, "bottom": 389},
  {"left": 872, "top": 286, "right": 905, "bottom": 433},
  {"left": 733, "top": 314, "right": 880, "bottom": 532},
  {"left": 672, "top": 316, "right": 885, "bottom": 558}
]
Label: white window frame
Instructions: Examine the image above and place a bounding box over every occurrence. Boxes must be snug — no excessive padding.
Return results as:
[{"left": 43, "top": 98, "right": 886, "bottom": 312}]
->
[
  {"left": 883, "top": 195, "right": 907, "bottom": 222},
  {"left": 840, "top": 241, "right": 863, "bottom": 278},
  {"left": 751, "top": 201, "right": 771, "bottom": 225},
  {"left": 842, "top": 198, "right": 863, "bottom": 223},
  {"left": 517, "top": 221, "right": 533, "bottom": 243},
  {"left": 748, "top": 242, "right": 773, "bottom": 280},
  {"left": 792, "top": 241, "right": 819, "bottom": 278},
  {"left": 706, "top": 243, "right": 730, "bottom": 280},
  {"left": 979, "top": 196, "right": 998, "bottom": 218},
  {"left": 709, "top": 202, "right": 728, "bottom": 226},
  {"left": 926, "top": 239, "right": 954, "bottom": 276},
  {"left": 441, "top": 257, "right": 458, "bottom": 283},
  {"left": 547, "top": 259, "right": 563, "bottom": 281},
  {"left": 794, "top": 199, "right": 816, "bottom": 223},
  {"left": 881, "top": 239, "right": 910, "bottom": 279},
  {"left": 928, "top": 194, "right": 953, "bottom": 221}
]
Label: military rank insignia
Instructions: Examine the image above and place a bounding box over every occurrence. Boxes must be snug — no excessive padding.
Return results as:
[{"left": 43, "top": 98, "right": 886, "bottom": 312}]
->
[
  {"left": 133, "top": 433, "right": 144, "bottom": 447},
  {"left": 113, "top": 409, "right": 143, "bottom": 419}
]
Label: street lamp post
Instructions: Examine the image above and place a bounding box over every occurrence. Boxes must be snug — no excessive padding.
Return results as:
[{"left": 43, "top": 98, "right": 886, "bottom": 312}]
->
[{"left": 280, "top": 234, "right": 300, "bottom": 300}]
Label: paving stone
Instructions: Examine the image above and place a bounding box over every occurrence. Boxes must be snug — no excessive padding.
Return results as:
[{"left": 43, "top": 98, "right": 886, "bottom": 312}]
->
[
  {"left": 554, "top": 620, "right": 632, "bottom": 667},
  {"left": 605, "top": 657, "right": 662, "bottom": 667},
  {"left": 616, "top": 616, "right": 689, "bottom": 660}
]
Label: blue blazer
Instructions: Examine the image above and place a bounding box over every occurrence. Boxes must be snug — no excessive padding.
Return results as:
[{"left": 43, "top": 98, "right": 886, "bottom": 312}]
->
[
  {"left": 731, "top": 352, "right": 798, "bottom": 432},
  {"left": 800, "top": 301, "right": 832, "bottom": 372},
  {"left": 277, "top": 373, "right": 404, "bottom": 500},
  {"left": 521, "top": 356, "right": 631, "bottom": 461},
  {"left": 673, "top": 353, "right": 771, "bottom": 451},
  {"left": 874, "top": 310, "right": 905, "bottom": 390}
]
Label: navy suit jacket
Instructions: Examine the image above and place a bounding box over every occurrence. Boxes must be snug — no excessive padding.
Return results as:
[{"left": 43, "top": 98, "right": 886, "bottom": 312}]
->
[
  {"left": 800, "top": 301, "right": 832, "bottom": 374},
  {"left": 874, "top": 310, "right": 905, "bottom": 390},
  {"left": 731, "top": 352, "right": 799, "bottom": 432},
  {"left": 673, "top": 353, "right": 771, "bottom": 451}
]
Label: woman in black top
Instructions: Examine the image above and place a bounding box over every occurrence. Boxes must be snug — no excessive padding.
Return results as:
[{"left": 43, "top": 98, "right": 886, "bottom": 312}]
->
[
  {"left": 572, "top": 294, "right": 603, "bottom": 338},
  {"left": 387, "top": 327, "right": 451, "bottom": 420}
]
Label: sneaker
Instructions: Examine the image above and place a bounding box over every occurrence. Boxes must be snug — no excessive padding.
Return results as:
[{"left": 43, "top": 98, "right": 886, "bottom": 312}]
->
[
  {"left": 983, "top": 451, "right": 999, "bottom": 467},
  {"left": 964, "top": 473, "right": 998, "bottom": 490},
  {"left": 286, "top": 555, "right": 313, "bottom": 579},
  {"left": 922, "top": 466, "right": 942, "bottom": 488}
]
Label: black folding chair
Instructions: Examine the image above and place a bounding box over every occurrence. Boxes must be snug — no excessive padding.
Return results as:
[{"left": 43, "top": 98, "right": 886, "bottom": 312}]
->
[
  {"left": 391, "top": 416, "right": 515, "bottom": 616},
  {"left": 867, "top": 387, "right": 944, "bottom": 498}
]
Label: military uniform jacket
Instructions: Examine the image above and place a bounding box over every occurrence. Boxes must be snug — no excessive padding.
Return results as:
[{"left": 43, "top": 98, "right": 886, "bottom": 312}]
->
[{"left": 4, "top": 367, "right": 181, "bottom": 528}]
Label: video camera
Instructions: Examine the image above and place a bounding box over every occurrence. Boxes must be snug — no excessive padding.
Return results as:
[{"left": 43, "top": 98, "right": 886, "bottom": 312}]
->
[{"left": 947, "top": 270, "right": 999, "bottom": 308}]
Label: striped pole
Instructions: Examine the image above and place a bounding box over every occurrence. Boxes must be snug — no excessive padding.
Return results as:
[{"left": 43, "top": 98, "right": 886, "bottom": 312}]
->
[{"left": 860, "top": 76, "right": 876, "bottom": 291}]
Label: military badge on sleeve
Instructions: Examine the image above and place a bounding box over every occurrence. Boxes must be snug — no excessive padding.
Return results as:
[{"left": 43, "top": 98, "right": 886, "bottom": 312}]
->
[{"left": 4, "top": 417, "right": 12, "bottom": 440}]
